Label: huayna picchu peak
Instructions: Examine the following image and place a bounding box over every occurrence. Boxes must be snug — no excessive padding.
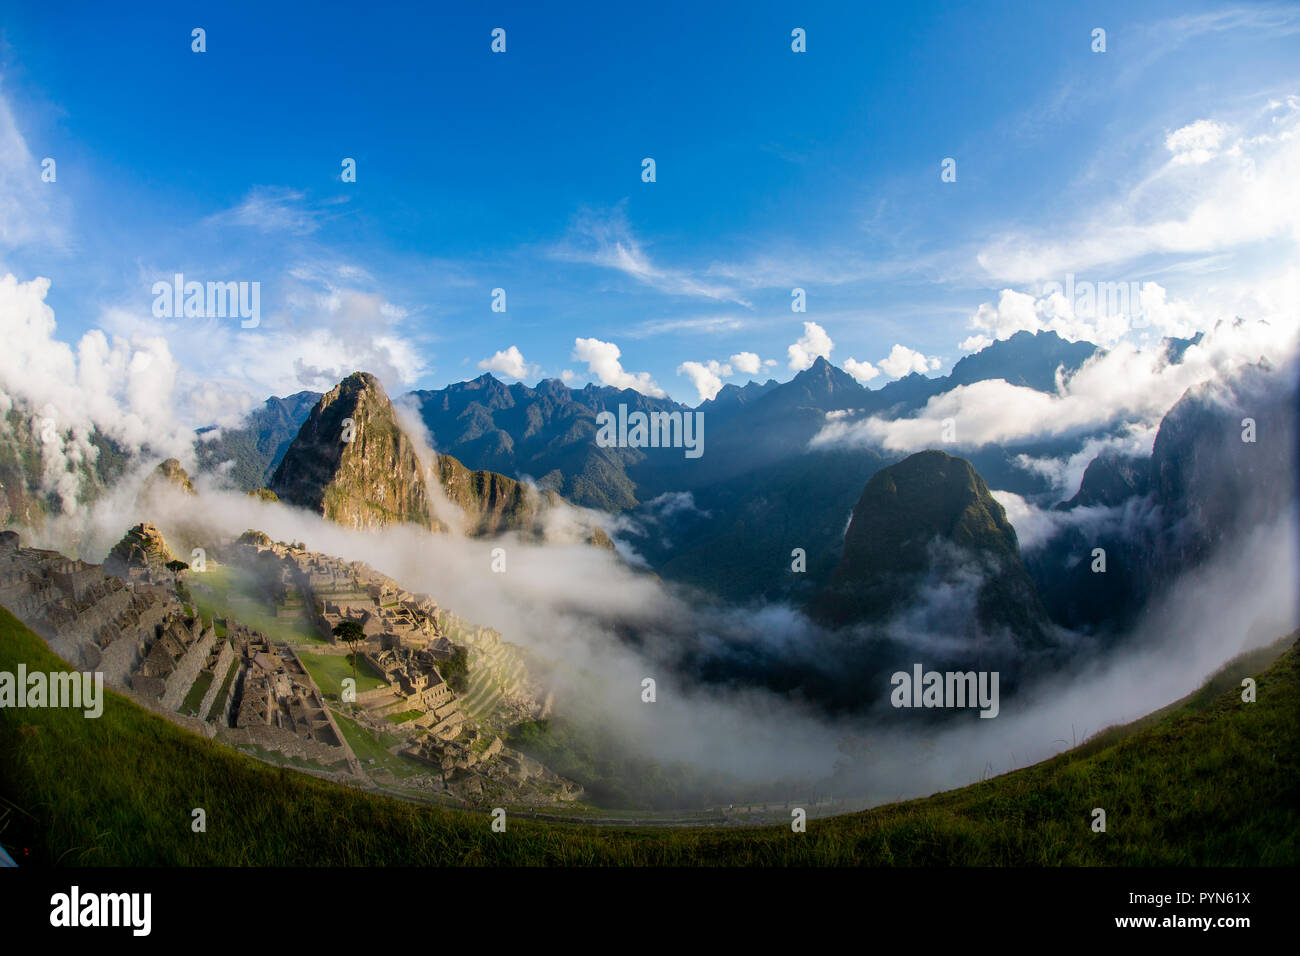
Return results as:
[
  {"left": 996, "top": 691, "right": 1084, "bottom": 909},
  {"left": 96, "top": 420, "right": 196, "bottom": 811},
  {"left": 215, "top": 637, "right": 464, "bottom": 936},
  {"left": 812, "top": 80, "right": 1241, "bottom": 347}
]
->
[
  {"left": 270, "top": 372, "right": 436, "bottom": 531},
  {"left": 268, "top": 371, "right": 612, "bottom": 544}
]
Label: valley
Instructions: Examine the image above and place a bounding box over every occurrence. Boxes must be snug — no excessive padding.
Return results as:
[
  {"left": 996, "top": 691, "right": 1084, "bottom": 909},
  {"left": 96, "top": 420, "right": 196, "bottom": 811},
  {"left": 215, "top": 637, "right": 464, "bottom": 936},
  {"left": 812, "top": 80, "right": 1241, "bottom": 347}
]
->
[{"left": 1, "top": 318, "right": 1296, "bottom": 857}]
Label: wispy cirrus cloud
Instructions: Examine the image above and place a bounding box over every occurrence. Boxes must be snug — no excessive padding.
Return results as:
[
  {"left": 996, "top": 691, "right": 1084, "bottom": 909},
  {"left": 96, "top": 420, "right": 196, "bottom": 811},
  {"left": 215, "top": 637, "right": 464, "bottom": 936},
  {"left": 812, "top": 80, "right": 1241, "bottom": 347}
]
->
[
  {"left": 204, "top": 186, "right": 347, "bottom": 236},
  {"left": 1114, "top": 6, "right": 1300, "bottom": 89},
  {"left": 703, "top": 248, "right": 942, "bottom": 291},
  {"left": 624, "top": 314, "right": 751, "bottom": 338},
  {"left": 0, "top": 85, "right": 68, "bottom": 255},
  {"left": 976, "top": 97, "right": 1300, "bottom": 283},
  {"left": 552, "top": 204, "right": 751, "bottom": 306}
]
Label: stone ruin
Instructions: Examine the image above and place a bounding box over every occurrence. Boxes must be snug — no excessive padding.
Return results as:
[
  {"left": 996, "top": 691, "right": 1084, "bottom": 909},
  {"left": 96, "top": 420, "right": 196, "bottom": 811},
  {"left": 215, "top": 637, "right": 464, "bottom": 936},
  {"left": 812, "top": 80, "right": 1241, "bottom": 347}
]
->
[
  {"left": 1, "top": 526, "right": 578, "bottom": 804},
  {"left": 101, "top": 522, "right": 179, "bottom": 585},
  {"left": 0, "top": 529, "right": 358, "bottom": 776}
]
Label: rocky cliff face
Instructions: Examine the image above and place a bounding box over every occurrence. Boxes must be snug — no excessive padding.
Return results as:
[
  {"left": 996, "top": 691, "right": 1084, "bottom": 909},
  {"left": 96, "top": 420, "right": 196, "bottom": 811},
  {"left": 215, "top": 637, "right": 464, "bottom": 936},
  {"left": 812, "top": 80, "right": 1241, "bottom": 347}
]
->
[
  {"left": 270, "top": 372, "right": 434, "bottom": 531},
  {"left": 0, "top": 408, "right": 47, "bottom": 528},
  {"left": 1056, "top": 451, "right": 1148, "bottom": 510},
  {"left": 811, "top": 450, "right": 1051, "bottom": 645},
  {"left": 434, "top": 453, "right": 616, "bottom": 549},
  {"left": 436, "top": 453, "right": 559, "bottom": 537},
  {"left": 1032, "top": 360, "right": 1298, "bottom": 633},
  {"left": 266, "top": 372, "right": 612, "bottom": 546},
  {"left": 1147, "top": 363, "right": 1297, "bottom": 567}
]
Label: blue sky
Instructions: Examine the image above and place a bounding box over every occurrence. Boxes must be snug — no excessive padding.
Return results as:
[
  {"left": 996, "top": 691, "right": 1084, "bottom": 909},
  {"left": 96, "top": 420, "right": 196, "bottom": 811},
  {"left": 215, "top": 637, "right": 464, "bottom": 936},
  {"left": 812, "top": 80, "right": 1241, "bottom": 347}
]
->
[{"left": 1, "top": 1, "right": 1298, "bottom": 417}]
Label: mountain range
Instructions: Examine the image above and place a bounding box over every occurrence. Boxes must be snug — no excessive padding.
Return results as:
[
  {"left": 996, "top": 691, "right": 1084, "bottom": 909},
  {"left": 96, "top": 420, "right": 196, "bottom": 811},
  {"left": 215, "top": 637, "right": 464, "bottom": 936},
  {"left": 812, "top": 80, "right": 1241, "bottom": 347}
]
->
[
  {"left": 0, "top": 326, "right": 1293, "bottom": 717},
  {"left": 192, "top": 329, "right": 1278, "bottom": 635}
]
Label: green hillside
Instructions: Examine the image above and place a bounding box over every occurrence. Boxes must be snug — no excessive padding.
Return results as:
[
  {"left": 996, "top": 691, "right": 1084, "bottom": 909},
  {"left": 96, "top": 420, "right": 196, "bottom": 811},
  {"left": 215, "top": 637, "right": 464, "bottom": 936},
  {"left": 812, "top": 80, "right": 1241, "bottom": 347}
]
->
[
  {"left": 811, "top": 450, "right": 1050, "bottom": 643},
  {"left": 0, "top": 604, "right": 1295, "bottom": 866}
]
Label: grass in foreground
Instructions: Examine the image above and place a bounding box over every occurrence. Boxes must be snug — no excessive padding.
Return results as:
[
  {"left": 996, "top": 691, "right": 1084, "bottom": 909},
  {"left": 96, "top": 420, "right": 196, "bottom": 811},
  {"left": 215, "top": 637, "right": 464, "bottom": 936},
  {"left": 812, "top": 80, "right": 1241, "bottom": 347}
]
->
[{"left": 0, "top": 605, "right": 1296, "bottom": 866}]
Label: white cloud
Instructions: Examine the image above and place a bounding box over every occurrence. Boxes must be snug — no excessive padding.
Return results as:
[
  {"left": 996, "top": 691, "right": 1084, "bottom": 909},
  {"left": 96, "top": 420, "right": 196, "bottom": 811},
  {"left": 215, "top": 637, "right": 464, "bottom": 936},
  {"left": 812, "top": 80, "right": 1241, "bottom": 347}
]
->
[
  {"left": 959, "top": 334, "right": 995, "bottom": 352},
  {"left": 729, "top": 351, "right": 762, "bottom": 376},
  {"left": 0, "top": 273, "right": 197, "bottom": 510},
  {"left": 571, "top": 337, "right": 666, "bottom": 397},
  {"left": 643, "top": 490, "right": 709, "bottom": 520},
  {"left": 0, "top": 260, "right": 431, "bottom": 511},
  {"left": 1165, "top": 119, "right": 1227, "bottom": 166},
  {"left": 1012, "top": 426, "right": 1159, "bottom": 498},
  {"left": 677, "top": 359, "right": 733, "bottom": 402},
  {"left": 878, "top": 344, "right": 940, "bottom": 378},
  {"left": 478, "top": 345, "right": 539, "bottom": 381},
  {"left": 959, "top": 279, "right": 1208, "bottom": 352},
  {"left": 812, "top": 317, "right": 1298, "bottom": 454},
  {"left": 96, "top": 262, "right": 429, "bottom": 418},
  {"left": 992, "top": 490, "right": 1112, "bottom": 552},
  {"left": 976, "top": 98, "right": 1300, "bottom": 282},
  {"left": 787, "top": 321, "right": 834, "bottom": 371},
  {"left": 843, "top": 357, "right": 880, "bottom": 384}
]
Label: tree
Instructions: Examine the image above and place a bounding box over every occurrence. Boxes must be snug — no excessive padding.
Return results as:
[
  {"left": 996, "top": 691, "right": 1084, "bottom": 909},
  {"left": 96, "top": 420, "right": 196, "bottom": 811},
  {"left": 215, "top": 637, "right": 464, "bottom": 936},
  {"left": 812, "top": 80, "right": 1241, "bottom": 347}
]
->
[
  {"left": 165, "top": 560, "right": 191, "bottom": 600},
  {"left": 437, "top": 645, "right": 470, "bottom": 694},
  {"left": 332, "top": 620, "right": 366, "bottom": 687}
]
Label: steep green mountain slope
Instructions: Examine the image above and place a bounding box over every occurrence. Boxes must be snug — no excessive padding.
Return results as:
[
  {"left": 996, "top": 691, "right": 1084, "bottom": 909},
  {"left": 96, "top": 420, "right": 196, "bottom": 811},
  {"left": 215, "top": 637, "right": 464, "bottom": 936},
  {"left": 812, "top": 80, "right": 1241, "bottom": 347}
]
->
[
  {"left": 810, "top": 450, "right": 1051, "bottom": 645},
  {"left": 0, "top": 405, "right": 130, "bottom": 527},
  {"left": 645, "top": 447, "right": 886, "bottom": 602},
  {"left": 434, "top": 453, "right": 613, "bottom": 548},
  {"left": 195, "top": 390, "right": 321, "bottom": 490}
]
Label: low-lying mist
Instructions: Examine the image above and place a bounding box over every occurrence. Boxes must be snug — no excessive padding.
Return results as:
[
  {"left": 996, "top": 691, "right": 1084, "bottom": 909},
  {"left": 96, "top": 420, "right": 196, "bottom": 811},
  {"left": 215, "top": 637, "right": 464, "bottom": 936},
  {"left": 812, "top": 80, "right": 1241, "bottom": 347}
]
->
[{"left": 23, "top": 456, "right": 1299, "bottom": 812}]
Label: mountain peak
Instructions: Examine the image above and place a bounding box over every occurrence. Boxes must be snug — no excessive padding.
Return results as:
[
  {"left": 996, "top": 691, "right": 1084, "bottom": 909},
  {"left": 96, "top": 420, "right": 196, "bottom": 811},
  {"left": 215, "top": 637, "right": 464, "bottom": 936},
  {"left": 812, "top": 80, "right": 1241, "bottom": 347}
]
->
[
  {"left": 341, "top": 370, "right": 384, "bottom": 392},
  {"left": 948, "top": 330, "right": 1098, "bottom": 392},
  {"left": 149, "top": 458, "right": 196, "bottom": 495},
  {"left": 782, "top": 356, "right": 865, "bottom": 403},
  {"left": 269, "top": 372, "right": 434, "bottom": 531},
  {"left": 792, "top": 355, "right": 839, "bottom": 381},
  {"left": 810, "top": 450, "right": 1050, "bottom": 643},
  {"left": 535, "top": 378, "right": 569, "bottom": 395}
]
